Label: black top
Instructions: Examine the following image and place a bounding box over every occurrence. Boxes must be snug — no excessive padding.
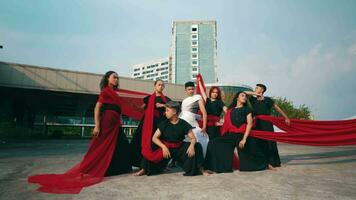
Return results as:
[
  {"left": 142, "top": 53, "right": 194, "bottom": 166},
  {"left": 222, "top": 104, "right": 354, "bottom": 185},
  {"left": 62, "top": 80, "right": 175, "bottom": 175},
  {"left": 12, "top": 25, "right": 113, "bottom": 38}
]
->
[
  {"left": 230, "top": 106, "right": 252, "bottom": 127},
  {"left": 158, "top": 119, "right": 193, "bottom": 143},
  {"left": 249, "top": 96, "right": 274, "bottom": 115},
  {"left": 143, "top": 95, "right": 172, "bottom": 116},
  {"left": 205, "top": 98, "right": 225, "bottom": 116}
]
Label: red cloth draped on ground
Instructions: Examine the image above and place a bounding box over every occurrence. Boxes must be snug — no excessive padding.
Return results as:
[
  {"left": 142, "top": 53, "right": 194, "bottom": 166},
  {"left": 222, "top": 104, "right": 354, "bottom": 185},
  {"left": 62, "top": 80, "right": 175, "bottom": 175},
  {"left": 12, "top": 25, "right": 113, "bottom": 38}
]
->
[
  {"left": 141, "top": 93, "right": 168, "bottom": 163},
  {"left": 28, "top": 86, "right": 124, "bottom": 194}
]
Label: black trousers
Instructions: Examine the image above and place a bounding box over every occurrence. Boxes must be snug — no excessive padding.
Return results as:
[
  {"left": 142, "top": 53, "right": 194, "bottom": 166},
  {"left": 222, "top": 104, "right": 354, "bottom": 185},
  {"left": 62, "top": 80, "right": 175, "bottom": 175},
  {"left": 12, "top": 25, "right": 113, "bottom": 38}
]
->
[{"left": 141, "top": 142, "right": 204, "bottom": 176}]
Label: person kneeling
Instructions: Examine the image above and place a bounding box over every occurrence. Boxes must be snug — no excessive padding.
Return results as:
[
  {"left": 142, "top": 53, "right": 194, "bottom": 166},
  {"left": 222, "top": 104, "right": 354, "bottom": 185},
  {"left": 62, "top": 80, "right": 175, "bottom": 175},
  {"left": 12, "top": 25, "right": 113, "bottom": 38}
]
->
[{"left": 134, "top": 101, "right": 206, "bottom": 176}]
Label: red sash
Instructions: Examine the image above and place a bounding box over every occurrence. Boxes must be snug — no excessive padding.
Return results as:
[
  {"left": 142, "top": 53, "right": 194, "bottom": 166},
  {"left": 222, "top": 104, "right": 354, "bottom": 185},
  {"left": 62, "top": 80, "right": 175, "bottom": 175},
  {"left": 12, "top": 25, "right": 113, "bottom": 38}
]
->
[{"left": 141, "top": 93, "right": 168, "bottom": 163}]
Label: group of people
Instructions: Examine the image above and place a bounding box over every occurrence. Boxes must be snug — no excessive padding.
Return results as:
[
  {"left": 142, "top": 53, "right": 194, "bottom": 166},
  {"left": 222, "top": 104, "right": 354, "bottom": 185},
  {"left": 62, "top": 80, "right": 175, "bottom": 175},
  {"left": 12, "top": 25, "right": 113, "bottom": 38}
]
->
[
  {"left": 97, "top": 71, "right": 292, "bottom": 177},
  {"left": 27, "top": 70, "right": 292, "bottom": 193}
]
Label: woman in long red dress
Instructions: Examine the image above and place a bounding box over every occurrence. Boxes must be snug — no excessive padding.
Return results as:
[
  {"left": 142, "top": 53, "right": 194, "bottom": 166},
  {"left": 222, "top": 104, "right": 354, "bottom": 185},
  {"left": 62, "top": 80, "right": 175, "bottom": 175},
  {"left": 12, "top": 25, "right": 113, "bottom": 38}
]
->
[{"left": 28, "top": 71, "right": 131, "bottom": 194}]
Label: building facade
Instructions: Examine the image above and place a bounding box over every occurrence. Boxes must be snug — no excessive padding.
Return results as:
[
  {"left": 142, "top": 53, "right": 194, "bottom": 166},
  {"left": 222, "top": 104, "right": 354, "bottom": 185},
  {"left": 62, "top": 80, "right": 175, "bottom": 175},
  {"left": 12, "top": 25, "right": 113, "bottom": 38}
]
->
[
  {"left": 170, "top": 20, "right": 218, "bottom": 84},
  {"left": 132, "top": 58, "right": 170, "bottom": 82}
]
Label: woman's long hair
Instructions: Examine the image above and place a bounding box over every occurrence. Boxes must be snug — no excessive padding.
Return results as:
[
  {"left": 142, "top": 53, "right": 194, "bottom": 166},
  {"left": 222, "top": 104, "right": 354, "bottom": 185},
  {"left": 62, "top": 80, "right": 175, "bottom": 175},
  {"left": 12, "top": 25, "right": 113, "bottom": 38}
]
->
[
  {"left": 209, "top": 86, "right": 222, "bottom": 100},
  {"left": 228, "top": 91, "right": 247, "bottom": 109},
  {"left": 100, "top": 71, "right": 118, "bottom": 90}
]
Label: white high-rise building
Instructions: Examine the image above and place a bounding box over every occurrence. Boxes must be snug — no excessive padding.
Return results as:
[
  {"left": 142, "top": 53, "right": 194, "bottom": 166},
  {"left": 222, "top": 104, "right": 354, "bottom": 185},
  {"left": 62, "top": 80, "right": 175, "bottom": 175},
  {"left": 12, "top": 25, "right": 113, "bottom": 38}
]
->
[{"left": 132, "top": 58, "right": 170, "bottom": 82}]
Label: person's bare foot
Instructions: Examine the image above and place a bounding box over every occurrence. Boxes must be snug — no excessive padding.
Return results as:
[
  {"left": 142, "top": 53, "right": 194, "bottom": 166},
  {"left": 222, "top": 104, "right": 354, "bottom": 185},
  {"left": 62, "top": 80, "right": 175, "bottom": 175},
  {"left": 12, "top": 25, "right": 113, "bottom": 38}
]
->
[
  {"left": 133, "top": 169, "right": 146, "bottom": 176},
  {"left": 204, "top": 170, "right": 216, "bottom": 174},
  {"left": 268, "top": 164, "right": 277, "bottom": 171},
  {"left": 200, "top": 168, "right": 214, "bottom": 176}
]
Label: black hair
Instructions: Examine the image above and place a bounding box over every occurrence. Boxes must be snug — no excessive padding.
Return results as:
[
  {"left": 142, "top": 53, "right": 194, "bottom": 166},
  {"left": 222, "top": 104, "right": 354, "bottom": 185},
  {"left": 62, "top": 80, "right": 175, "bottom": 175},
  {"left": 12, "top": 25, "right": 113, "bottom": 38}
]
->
[
  {"left": 100, "top": 71, "right": 118, "bottom": 90},
  {"left": 154, "top": 79, "right": 164, "bottom": 86},
  {"left": 185, "top": 81, "right": 195, "bottom": 88},
  {"left": 256, "top": 83, "right": 267, "bottom": 93},
  {"left": 228, "top": 91, "right": 247, "bottom": 109},
  {"left": 166, "top": 101, "right": 181, "bottom": 115}
]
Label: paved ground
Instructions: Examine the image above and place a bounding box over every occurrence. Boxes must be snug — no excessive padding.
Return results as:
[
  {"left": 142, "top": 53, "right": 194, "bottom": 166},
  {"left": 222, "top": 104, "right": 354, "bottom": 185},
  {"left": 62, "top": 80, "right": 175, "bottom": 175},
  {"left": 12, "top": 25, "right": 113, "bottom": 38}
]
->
[{"left": 0, "top": 139, "right": 356, "bottom": 200}]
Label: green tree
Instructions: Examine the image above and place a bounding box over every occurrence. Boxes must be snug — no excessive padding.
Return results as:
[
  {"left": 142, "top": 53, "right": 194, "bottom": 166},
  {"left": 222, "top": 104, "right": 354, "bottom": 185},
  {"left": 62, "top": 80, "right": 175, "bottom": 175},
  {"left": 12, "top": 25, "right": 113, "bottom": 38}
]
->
[
  {"left": 222, "top": 92, "right": 313, "bottom": 120},
  {"left": 271, "top": 97, "right": 313, "bottom": 120}
]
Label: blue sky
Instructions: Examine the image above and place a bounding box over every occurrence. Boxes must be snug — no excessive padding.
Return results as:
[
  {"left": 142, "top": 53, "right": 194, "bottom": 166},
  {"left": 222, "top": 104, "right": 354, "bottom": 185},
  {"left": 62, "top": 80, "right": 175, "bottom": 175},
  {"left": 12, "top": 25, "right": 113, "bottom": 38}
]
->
[{"left": 0, "top": 0, "right": 355, "bottom": 119}]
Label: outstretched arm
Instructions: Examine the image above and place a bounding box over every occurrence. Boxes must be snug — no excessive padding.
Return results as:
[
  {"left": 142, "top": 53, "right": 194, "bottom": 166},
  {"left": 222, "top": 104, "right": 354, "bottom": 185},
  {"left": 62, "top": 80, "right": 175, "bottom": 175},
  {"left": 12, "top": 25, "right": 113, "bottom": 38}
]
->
[
  {"left": 198, "top": 98, "right": 207, "bottom": 133},
  {"left": 239, "top": 113, "right": 253, "bottom": 149},
  {"left": 274, "top": 104, "right": 291, "bottom": 126},
  {"left": 198, "top": 81, "right": 208, "bottom": 102},
  {"left": 244, "top": 91, "right": 263, "bottom": 97}
]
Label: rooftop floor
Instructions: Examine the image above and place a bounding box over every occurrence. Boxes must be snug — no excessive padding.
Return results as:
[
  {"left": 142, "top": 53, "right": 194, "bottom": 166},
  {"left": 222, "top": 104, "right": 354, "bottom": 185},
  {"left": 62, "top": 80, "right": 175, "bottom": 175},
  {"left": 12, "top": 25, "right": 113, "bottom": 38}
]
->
[{"left": 1, "top": 139, "right": 355, "bottom": 200}]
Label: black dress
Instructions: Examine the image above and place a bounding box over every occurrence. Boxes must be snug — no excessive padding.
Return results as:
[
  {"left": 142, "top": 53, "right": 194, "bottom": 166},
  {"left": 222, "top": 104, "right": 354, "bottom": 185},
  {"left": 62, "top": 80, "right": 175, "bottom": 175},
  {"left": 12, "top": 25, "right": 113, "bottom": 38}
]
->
[
  {"left": 205, "top": 98, "right": 225, "bottom": 140},
  {"left": 250, "top": 96, "right": 281, "bottom": 167},
  {"left": 98, "top": 104, "right": 132, "bottom": 176},
  {"left": 130, "top": 95, "right": 171, "bottom": 167},
  {"left": 140, "top": 119, "right": 204, "bottom": 176},
  {"left": 204, "top": 106, "right": 268, "bottom": 173},
  {"left": 105, "top": 127, "right": 132, "bottom": 176}
]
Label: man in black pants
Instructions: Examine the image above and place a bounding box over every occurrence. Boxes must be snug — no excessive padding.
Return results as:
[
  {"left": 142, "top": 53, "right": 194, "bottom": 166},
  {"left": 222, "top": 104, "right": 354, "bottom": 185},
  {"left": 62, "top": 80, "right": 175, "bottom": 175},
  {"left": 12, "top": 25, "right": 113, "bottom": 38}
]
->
[
  {"left": 133, "top": 101, "right": 208, "bottom": 176},
  {"left": 245, "top": 84, "right": 290, "bottom": 169}
]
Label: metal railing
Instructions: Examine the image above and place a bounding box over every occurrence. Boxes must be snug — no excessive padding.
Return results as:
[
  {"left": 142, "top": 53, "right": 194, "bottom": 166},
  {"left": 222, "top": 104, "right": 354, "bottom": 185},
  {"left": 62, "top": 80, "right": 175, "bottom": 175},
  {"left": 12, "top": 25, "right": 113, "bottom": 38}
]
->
[{"left": 34, "top": 122, "right": 138, "bottom": 138}]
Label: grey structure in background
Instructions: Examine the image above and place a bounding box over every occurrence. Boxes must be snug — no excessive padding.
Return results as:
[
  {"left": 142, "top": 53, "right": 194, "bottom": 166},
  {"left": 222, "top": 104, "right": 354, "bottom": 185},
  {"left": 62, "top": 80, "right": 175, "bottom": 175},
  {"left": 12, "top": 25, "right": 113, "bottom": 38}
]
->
[{"left": 0, "top": 61, "right": 186, "bottom": 138}]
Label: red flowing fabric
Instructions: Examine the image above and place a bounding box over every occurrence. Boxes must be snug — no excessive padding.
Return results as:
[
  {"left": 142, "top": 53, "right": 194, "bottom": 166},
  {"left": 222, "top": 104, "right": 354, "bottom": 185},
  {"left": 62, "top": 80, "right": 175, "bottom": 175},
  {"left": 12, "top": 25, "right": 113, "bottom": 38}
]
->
[
  {"left": 196, "top": 73, "right": 209, "bottom": 128},
  {"left": 222, "top": 108, "right": 356, "bottom": 171},
  {"left": 251, "top": 115, "right": 356, "bottom": 146},
  {"left": 116, "top": 88, "right": 149, "bottom": 120},
  {"left": 141, "top": 92, "right": 168, "bottom": 163},
  {"left": 195, "top": 74, "right": 206, "bottom": 103},
  {"left": 28, "top": 87, "right": 124, "bottom": 194},
  {"left": 222, "top": 110, "right": 356, "bottom": 146}
]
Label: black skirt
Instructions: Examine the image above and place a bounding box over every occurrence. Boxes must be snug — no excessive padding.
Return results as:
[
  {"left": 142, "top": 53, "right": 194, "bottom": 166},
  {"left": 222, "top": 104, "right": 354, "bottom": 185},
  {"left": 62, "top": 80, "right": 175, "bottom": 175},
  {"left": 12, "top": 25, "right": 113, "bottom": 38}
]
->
[
  {"left": 204, "top": 133, "right": 268, "bottom": 173},
  {"left": 105, "top": 128, "right": 132, "bottom": 176},
  {"left": 129, "top": 116, "right": 164, "bottom": 167},
  {"left": 141, "top": 142, "right": 204, "bottom": 176},
  {"left": 206, "top": 125, "right": 221, "bottom": 140},
  {"left": 254, "top": 119, "right": 281, "bottom": 167}
]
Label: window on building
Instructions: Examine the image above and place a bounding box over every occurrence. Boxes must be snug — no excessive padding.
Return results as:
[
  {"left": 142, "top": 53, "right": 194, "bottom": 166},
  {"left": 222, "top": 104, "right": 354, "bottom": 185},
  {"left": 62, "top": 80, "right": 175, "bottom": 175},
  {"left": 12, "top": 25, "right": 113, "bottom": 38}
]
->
[
  {"left": 192, "top": 60, "right": 198, "bottom": 65},
  {"left": 192, "top": 47, "right": 198, "bottom": 52},
  {"left": 191, "top": 34, "right": 198, "bottom": 40},
  {"left": 191, "top": 25, "right": 198, "bottom": 33},
  {"left": 192, "top": 54, "right": 198, "bottom": 58},
  {"left": 191, "top": 40, "right": 198, "bottom": 46}
]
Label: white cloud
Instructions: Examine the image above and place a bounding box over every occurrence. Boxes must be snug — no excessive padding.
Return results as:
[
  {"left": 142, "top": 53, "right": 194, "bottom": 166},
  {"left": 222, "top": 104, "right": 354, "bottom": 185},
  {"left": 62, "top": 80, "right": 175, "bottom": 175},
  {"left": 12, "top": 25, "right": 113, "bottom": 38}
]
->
[{"left": 222, "top": 38, "right": 356, "bottom": 119}]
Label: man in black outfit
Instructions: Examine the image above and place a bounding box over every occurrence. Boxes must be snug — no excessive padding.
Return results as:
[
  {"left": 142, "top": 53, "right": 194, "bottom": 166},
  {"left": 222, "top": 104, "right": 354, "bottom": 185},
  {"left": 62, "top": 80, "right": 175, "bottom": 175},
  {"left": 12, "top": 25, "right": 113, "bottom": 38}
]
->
[{"left": 245, "top": 84, "right": 290, "bottom": 169}]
